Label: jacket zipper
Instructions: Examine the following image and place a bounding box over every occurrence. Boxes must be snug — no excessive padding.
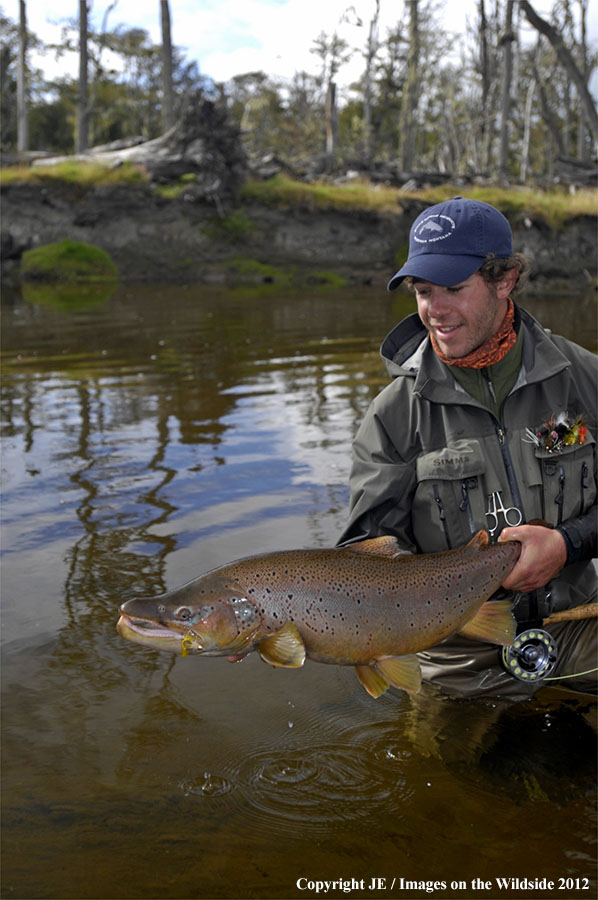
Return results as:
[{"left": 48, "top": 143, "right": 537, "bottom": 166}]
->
[
  {"left": 555, "top": 464, "right": 565, "bottom": 525},
  {"left": 433, "top": 484, "right": 452, "bottom": 549},
  {"left": 459, "top": 477, "right": 476, "bottom": 535},
  {"left": 486, "top": 369, "right": 526, "bottom": 518},
  {"left": 581, "top": 462, "right": 589, "bottom": 509},
  {"left": 495, "top": 422, "right": 526, "bottom": 517}
]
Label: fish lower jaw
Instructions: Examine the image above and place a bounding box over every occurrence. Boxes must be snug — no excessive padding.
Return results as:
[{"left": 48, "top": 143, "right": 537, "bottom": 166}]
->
[{"left": 117, "top": 614, "right": 186, "bottom": 652}]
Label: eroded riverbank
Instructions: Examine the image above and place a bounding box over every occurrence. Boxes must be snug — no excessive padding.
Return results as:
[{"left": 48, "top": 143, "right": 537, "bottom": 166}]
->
[{"left": 1, "top": 180, "right": 596, "bottom": 290}]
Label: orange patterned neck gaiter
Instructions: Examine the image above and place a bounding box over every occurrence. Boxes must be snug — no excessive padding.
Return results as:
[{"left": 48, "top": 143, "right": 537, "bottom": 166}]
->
[{"left": 430, "top": 297, "right": 517, "bottom": 369}]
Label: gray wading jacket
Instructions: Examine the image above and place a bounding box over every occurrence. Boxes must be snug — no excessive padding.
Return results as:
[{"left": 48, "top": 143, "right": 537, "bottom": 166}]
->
[{"left": 339, "top": 304, "right": 597, "bottom": 626}]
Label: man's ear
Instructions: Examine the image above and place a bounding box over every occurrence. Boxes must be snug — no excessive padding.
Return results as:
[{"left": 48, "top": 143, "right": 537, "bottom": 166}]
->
[{"left": 496, "top": 267, "right": 519, "bottom": 299}]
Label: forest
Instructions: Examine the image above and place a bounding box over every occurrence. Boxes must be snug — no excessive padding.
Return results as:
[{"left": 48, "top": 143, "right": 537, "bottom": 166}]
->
[{"left": 1, "top": 0, "right": 596, "bottom": 188}]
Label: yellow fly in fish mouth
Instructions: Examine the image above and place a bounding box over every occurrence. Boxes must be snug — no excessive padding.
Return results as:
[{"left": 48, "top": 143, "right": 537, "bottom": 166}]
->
[{"left": 117, "top": 530, "right": 519, "bottom": 699}]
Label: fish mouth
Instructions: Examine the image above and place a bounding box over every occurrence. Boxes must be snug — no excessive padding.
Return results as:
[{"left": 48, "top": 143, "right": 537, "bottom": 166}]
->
[{"left": 117, "top": 613, "right": 195, "bottom": 652}]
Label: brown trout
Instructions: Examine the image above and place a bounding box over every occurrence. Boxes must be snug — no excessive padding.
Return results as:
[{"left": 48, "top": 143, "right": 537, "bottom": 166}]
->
[{"left": 117, "top": 530, "right": 519, "bottom": 698}]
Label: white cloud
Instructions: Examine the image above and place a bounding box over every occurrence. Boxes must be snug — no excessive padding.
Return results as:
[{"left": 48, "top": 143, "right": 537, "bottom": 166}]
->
[{"left": 14, "top": 0, "right": 598, "bottom": 90}]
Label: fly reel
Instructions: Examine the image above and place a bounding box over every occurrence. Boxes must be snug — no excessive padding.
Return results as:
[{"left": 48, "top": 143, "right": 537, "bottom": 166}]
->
[{"left": 502, "top": 628, "right": 558, "bottom": 683}]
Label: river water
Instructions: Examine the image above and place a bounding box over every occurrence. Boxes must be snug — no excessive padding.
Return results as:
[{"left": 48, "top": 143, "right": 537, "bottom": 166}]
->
[{"left": 1, "top": 281, "right": 596, "bottom": 900}]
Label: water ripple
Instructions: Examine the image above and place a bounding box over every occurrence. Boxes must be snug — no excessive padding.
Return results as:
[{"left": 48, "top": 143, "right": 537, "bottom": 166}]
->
[
  {"left": 179, "top": 771, "right": 235, "bottom": 799},
  {"left": 175, "top": 713, "right": 415, "bottom": 836},
  {"left": 230, "top": 722, "right": 412, "bottom": 835}
]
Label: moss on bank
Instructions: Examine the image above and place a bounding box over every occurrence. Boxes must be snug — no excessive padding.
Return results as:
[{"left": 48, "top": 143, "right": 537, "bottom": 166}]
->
[
  {"left": 21, "top": 239, "right": 118, "bottom": 282},
  {"left": 1, "top": 161, "right": 596, "bottom": 230}
]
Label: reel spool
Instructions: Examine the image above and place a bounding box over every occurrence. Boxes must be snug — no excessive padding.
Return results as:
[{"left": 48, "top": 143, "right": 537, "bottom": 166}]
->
[{"left": 502, "top": 628, "right": 558, "bottom": 683}]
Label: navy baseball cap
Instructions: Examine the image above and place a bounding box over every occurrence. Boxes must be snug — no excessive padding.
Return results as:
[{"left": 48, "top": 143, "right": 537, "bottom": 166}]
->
[{"left": 387, "top": 196, "right": 513, "bottom": 290}]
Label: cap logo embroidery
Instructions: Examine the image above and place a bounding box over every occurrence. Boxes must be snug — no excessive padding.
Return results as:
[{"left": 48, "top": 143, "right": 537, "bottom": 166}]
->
[{"left": 413, "top": 214, "right": 456, "bottom": 244}]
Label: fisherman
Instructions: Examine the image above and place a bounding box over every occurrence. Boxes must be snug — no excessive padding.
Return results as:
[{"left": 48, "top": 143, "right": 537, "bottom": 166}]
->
[{"left": 339, "top": 196, "right": 597, "bottom": 699}]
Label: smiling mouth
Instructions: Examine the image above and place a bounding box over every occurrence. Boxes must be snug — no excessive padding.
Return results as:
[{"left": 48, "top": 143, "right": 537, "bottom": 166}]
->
[{"left": 433, "top": 324, "right": 460, "bottom": 334}]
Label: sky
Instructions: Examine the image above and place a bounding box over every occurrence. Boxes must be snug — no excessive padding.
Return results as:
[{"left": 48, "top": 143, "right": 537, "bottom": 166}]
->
[{"left": 12, "top": 0, "right": 598, "bottom": 93}]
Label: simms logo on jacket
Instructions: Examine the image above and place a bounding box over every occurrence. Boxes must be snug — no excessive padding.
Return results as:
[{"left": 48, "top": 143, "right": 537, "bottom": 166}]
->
[
  {"left": 413, "top": 214, "right": 456, "bottom": 244},
  {"left": 416, "top": 440, "right": 484, "bottom": 482}
]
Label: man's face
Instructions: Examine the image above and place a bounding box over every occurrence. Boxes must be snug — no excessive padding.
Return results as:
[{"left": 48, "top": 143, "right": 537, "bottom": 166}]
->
[{"left": 413, "top": 271, "right": 514, "bottom": 359}]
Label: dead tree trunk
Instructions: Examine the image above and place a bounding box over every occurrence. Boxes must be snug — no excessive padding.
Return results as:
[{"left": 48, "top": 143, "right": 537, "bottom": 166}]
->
[
  {"left": 76, "top": 0, "right": 89, "bottom": 152},
  {"left": 498, "top": 0, "right": 515, "bottom": 183},
  {"left": 160, "top": 0, "right": 175, "bottom": 132},
  {"left": 399, "top": 0, "right": 419, "bottom": 171},
  {"left": 325, "top": 80, "right": 338, "bottom": 168},
  {"left": 16, "top": 0, "right": 28, "bottom": 152},
  {"left": 520, "top": 0, "right": 598, "bottom": 142},
  {"left": 363, "top": 0, "right": 380, "bottom": 164}
]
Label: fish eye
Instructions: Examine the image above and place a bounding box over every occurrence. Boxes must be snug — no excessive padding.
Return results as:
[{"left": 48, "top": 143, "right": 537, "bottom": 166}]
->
[{"left": 175, "top": 606, "right": 193, "bottom": 621}]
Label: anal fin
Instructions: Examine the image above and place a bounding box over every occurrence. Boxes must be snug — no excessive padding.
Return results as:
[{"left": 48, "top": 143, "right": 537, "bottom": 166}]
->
[
  {"left": 355, "top": 665, "right": 389, "bottom": 698},
  {"left": 257, "top": 622, "right": 306, "bottom": 668},
  {"left": 458, "top": 599, "right": 515, "bottom": 646},
  {"left": 375, "top": 655, "right": 422, "bottom": 694}
]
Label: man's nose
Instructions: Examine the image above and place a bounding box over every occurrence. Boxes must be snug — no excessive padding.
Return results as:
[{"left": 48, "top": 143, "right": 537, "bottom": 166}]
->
[{"left": 425, "top": 287, "right": 452, "bottom": 314}]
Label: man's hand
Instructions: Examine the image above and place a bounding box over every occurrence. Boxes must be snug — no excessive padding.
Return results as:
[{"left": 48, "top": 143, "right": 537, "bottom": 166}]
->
[{"left": 497, "top": 524, "right": 567, "bottom": 593}]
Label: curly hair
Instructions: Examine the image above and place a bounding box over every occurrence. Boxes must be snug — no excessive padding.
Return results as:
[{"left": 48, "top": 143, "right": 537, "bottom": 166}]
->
[{"left": 479, "top": 252, "right": 530, "bottom": 294}]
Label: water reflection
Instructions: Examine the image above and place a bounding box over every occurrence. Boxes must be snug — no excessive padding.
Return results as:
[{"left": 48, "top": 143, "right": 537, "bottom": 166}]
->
[{"left": 1, "top": 282, "right": 596, "bottom": 900}]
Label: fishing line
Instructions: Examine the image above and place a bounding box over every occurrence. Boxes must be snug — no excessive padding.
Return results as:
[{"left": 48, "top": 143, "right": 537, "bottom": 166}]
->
[{"left": 542, "top": 667, "right": 598, "bottom": 682}]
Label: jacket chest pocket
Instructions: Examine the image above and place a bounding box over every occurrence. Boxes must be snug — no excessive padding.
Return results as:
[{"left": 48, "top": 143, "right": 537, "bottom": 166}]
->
[
  {"left": 531, "top": 435, "right": 596, "bottom": 526},
  {"left": 412, "top": 440, "right": 488, "bottom": 551}
]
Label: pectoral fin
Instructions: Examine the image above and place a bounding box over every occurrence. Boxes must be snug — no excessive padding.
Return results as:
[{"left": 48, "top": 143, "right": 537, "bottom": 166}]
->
[
  {"left": 375, "top": 655, "right": 422, "bottom": 694},
  {"left": 458, "top": 599, "right": 515, "bottom": 646},
  {"left": 355, "top": 665, "right": 389, "bottom": 698},
  {"left": 257, "top": 622, "right": 306, "bottom": 668},
  {"left": 345, "top": 536, "right": 411, "bottom": 559}
]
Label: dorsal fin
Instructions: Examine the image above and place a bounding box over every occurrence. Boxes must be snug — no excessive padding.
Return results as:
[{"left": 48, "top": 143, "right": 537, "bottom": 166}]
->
[
  {"left": 465, "top": 530, "right": 489, "bottom": 552},
  {"left": 256, "top": 622, "right": 306, "bottom": 668},
  {"left": 345, "top": 536, "right": 411, "bottom": 559}
]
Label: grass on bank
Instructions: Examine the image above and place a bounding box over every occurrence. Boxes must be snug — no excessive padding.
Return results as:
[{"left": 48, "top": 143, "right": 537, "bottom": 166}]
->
[
  {"left": 1, "top": 160, "right": 596, "bottom": 228},
  {"left": 0, "top": 159, "right": 148, "bottom": 187},
  {"left": 241, "top": 174, "right": 598, "bottom": 229}
]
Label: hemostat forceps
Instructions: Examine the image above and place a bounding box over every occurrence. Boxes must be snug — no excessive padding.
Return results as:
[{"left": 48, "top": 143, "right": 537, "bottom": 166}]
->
[{"left": 485, "top": 490, "right": 522, "bottom": 538}]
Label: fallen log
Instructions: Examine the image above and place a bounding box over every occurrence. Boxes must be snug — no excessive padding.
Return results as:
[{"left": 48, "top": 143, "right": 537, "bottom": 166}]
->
[{"left": 33, "top": 92, "right": 247, "bottom": 211}]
